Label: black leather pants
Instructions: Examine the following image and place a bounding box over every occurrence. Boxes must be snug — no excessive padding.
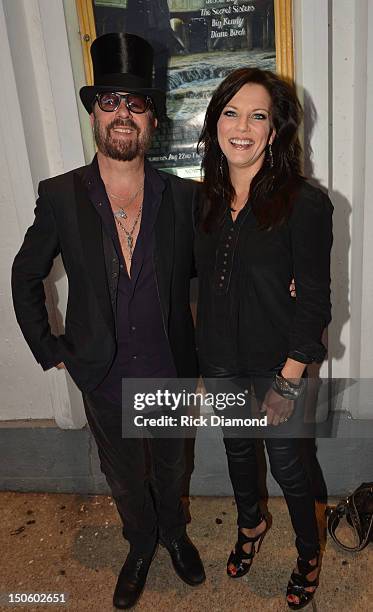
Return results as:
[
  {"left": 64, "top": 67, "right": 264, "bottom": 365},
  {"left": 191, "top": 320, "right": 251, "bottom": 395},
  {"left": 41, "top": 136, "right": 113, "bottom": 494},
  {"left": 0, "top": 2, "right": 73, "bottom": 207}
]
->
[
  {"left": 205, "top": 371, "right": 320, "bottom": 560},
  {"left": 83, "top": 392, "right": 187, "bottom": 555},
  {"left": 223, "top": 435, "right": 319, "bottom": 560}
]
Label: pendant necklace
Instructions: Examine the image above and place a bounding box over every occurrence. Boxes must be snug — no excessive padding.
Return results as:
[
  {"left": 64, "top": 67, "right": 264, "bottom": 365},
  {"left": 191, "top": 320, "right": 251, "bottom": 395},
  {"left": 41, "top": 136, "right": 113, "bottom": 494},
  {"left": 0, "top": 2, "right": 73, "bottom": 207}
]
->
[{"left": 115, "top": 205, "right": 143, "bottom": 260}]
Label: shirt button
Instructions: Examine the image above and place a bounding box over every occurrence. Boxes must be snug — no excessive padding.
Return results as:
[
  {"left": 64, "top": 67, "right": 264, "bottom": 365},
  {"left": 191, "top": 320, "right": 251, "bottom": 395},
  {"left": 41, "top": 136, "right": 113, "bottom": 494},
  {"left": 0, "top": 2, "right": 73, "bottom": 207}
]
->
[
  {"left": 219, "top": 283, "right": 223, "bottom": 287},
  {"left": 120, "top": 264, "right": 124, "bottom": 269},
  {"left": 228, "top": 236, "right": 232, "bottom": 240},
  {"left": 225, "top": 244, "right": 229, "bottom": 248},
  {"left": 230, "top": 227, "right": 234, "bottom": 232},
  {"left": 112, "top": 257, "right": 117, "bottom": 263},
  {"left": 112, "top": 272, "right": 118, "bottom": 278},
  {"left": 221, "top": 275, "right": 225, "bottom": 280},
  {"left": 98, "top": 202, "right": 102, "bottom": 207},
  {"left": 132, "top": 355, "right": 137, "bottom": 360},
  {"left": 224, "top": 252, "right": 228, "bottom": 256},
  {"left": 131, "top": 326, "right": 136, "bottom": 331}
]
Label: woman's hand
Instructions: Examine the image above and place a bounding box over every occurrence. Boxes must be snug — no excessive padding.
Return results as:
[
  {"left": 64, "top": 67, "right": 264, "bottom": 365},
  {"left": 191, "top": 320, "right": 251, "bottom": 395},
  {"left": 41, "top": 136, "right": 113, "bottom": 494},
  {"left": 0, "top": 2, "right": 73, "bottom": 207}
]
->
[{"left": 260, "top": 387, "right": 295, "bottom": 426}]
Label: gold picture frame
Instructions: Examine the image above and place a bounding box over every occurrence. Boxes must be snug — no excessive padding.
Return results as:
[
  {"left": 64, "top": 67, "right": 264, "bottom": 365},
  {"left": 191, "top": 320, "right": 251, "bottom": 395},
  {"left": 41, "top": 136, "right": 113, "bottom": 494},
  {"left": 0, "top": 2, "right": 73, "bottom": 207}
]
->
[{"left": 76, "top": 0, "right": 294, "bottom": 86}]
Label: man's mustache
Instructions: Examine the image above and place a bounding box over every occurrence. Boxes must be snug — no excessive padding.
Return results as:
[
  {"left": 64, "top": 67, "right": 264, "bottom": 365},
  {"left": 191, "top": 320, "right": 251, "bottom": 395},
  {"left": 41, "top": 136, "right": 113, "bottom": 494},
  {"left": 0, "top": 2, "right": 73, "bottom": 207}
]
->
[{"left": 107, "top": 119, "right": 139, "bottom": 133}]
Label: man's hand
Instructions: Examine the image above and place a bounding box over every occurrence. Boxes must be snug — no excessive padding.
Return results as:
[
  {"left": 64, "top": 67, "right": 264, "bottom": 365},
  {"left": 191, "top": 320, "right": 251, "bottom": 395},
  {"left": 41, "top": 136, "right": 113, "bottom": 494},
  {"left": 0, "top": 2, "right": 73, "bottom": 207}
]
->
[
  {"left": 290, "top": 278, "right": 296, "bottom": 297},
  {"left": 55, "top": 362, "right": 65, "bottom": 369},
  {"left": 260, "top": 387, "right": 294, "bottom": 426}
]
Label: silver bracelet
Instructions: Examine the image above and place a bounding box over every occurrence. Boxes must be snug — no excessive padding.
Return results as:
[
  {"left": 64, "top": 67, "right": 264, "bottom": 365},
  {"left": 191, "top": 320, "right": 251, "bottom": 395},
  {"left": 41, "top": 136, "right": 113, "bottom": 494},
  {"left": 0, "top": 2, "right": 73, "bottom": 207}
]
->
[{"left": 273, "top": 373, "right": 306, "bottom": 400}]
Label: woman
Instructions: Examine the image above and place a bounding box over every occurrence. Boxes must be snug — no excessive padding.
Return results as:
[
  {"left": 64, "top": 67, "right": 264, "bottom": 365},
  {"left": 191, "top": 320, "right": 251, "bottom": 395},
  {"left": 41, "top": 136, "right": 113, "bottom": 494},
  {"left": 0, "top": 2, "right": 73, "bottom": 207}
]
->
[{"left": 195, "top": 68, "right": 333, "bottom": 609}]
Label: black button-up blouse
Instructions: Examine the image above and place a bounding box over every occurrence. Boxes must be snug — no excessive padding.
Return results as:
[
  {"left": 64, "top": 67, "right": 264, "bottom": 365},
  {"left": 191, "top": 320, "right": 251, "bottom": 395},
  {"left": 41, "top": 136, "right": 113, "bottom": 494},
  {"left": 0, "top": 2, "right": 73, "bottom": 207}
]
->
[{"left": 194, "top": 180, "right": 333, "bottom": 376}]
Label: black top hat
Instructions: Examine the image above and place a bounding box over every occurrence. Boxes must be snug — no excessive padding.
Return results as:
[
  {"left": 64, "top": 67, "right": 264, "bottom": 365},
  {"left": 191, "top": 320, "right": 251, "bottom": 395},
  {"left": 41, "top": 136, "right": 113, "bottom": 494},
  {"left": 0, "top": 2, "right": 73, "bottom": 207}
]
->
[{"left": 79, "top": 32, "right": 165, "bottom": 116}]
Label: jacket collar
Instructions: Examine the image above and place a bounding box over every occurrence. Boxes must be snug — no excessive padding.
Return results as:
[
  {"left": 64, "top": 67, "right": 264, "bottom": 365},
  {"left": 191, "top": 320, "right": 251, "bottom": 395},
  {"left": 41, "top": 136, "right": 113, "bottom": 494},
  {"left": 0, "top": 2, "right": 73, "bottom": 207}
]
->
[
  {"left": 73, "top": 169, "right": 115, "bottom": 336},
  {"left": 78, "top": 154, "right": 166, "bottom": 197},
  {"left": 73, "top": 155, "right": 174, "bottom": 332}
]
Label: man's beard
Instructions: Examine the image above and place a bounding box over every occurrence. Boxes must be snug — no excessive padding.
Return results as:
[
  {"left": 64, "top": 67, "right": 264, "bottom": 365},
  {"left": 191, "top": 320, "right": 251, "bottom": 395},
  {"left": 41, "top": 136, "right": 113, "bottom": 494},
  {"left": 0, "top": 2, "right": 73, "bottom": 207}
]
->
[{"left": 93, "top": 115, "right": 154, "bottom": 161}]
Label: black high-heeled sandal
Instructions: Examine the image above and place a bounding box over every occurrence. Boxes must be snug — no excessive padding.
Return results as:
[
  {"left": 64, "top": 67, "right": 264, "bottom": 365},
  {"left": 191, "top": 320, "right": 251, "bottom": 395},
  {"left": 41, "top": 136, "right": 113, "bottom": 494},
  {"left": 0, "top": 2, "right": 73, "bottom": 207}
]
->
[
  {"left": 226, "top": 519, "right": 267, "bottom": 578},
  {"left": 286, "top": 554, "right": 320, "bottom": 609}
]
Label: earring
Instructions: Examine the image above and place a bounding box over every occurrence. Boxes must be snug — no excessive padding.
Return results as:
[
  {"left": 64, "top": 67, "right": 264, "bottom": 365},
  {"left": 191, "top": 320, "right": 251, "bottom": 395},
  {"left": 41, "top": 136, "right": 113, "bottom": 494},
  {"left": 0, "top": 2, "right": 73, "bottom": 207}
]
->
[
  {"left": 268, "top": 142, "right": 274, "bottom": 168},
  {"left": 219, "top": 152, "right": 225, "bottom": 178}
]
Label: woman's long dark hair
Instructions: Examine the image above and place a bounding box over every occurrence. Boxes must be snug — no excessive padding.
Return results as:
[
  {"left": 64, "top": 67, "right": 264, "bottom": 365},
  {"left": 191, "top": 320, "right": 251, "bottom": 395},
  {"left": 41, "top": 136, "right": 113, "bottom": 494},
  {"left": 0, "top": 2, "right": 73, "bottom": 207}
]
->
[{"left": 197, "top": 68, "right": 303, "bottom": 231}]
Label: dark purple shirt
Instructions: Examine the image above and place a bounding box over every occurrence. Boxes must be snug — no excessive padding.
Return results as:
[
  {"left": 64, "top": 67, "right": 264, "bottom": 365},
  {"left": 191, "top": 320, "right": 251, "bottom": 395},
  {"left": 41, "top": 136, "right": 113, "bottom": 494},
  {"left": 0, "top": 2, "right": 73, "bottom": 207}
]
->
[{"left": 85, "top": 156, "right": 176, "bottom": 404}]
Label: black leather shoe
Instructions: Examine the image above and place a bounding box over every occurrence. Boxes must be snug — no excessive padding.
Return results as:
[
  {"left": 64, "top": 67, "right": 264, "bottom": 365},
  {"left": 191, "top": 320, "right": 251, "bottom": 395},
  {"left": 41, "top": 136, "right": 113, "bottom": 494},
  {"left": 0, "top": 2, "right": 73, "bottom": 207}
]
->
[
  {"left": 113, "top": 552, "right": 154, "bottom": 610},
  {"left": 165, "top": 535, "right": 205, "bottom": 586}
]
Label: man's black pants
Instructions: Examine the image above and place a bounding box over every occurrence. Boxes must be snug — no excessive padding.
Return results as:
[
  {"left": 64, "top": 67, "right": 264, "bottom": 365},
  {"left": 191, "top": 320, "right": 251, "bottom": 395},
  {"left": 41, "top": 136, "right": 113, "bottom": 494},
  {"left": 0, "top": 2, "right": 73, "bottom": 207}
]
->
[{"left": 83, "top": 392, "right": 187, "bottom": 555}]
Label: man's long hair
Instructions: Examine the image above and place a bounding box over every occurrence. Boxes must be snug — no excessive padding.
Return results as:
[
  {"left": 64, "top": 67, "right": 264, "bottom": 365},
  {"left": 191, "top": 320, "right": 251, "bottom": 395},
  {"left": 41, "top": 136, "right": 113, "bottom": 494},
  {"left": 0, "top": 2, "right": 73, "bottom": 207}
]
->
[{"left": 197, "top": 68, "right": 303, "bottom": 231}]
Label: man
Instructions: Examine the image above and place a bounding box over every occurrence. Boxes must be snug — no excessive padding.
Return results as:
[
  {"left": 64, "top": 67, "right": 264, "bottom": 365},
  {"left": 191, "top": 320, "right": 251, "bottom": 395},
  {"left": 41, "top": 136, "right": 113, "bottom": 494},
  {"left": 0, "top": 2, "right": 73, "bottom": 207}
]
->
[{"left": 12, "top": 33, "right": 204, "bottom": 610}]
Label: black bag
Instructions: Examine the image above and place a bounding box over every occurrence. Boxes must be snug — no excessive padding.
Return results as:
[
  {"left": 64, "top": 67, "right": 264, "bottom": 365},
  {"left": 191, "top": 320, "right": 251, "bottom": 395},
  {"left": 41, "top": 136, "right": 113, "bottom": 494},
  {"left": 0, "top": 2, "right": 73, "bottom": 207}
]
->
[{"left": 327, "top": 482, "right": 373, "bottom": 552}]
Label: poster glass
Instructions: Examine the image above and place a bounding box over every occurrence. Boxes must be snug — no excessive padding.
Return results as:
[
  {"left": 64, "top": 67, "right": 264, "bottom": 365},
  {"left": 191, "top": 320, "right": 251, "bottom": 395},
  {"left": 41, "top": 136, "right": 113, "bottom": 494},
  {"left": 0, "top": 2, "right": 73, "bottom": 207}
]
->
[{"left": 89, "top": 1, "right": 277, "bottom": 177}]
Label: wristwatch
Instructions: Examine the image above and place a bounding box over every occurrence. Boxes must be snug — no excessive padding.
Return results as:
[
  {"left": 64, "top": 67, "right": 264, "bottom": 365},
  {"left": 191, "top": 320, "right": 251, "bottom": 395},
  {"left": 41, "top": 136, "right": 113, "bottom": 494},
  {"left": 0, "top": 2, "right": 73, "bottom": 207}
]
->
[{"left": 273, "top": 372, "right": 306, "bottom": 400}]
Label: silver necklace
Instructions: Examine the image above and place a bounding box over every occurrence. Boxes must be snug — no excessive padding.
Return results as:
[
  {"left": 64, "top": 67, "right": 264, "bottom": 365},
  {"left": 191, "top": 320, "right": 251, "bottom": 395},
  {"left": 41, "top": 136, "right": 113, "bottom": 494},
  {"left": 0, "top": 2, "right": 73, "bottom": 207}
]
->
[
  {"left": 115, "top": 205, "right": 143, "bottom": 260},
  {"left": 107, "top": 181, "right": 144, "bottom": 220}
]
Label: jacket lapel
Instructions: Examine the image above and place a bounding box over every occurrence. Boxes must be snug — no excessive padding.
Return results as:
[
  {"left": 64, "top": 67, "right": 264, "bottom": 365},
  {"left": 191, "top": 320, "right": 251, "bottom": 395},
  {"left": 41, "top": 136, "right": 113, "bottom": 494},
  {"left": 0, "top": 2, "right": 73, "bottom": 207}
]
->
[
  {"left": 73, "top": 171, "right": 115, "bottom": 335},
  {"left": 154, "top": 177, "right": 174, "bottom": 329}
]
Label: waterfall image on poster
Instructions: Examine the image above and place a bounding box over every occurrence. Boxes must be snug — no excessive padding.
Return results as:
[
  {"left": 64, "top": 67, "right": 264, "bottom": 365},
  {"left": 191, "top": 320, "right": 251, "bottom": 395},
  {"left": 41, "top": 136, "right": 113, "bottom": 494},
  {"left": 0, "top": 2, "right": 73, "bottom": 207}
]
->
[{"left": 93, "top": 0, "right": 276, "bottom": 177}]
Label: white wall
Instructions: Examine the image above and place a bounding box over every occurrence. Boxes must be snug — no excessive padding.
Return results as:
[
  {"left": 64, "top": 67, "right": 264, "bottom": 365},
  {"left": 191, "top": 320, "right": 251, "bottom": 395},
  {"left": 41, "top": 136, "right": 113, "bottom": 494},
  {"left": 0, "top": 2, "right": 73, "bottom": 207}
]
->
[
  {"left": 330, "top": 0, "right": 373, "bottom": 416},
  {"left": 1, "top": 0, "right": 86, "bottom": 427},
  {"left": 0, "top": 0, "right": 53, "bottom": 419},
  {"left": 1, "top": 0, "right": 372, "bottom": 426},
  {"left": 361, "top": 3, "right": 373, "bottom": 372},
  {"left": 294, "top": 0, "right": 373, "bottom": 418},
  {"left": 353, "top": 1, "right": 373, "bottom": 415}
]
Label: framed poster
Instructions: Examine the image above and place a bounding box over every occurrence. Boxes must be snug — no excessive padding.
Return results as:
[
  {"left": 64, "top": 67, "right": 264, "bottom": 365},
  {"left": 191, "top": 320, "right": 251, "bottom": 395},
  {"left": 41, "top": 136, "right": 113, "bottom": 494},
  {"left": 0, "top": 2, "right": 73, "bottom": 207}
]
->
[{"left": 76, "top": 0, "right": 293, "bottom": 178}]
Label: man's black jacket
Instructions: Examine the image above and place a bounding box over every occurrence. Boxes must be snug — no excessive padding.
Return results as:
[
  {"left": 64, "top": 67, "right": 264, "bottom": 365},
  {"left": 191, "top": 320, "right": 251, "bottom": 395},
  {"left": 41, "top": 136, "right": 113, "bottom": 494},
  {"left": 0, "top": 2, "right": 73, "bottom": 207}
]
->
[{"left": 11, "top": 163, "right": 199, "bottom": 392}]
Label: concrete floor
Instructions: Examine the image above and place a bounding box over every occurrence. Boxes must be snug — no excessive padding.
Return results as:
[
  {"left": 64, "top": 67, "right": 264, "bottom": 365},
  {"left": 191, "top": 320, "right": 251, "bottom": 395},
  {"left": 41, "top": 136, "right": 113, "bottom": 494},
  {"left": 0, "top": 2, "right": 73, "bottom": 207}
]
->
[{"left": 1, "top": 493, "right": 372, "bottom": 612}]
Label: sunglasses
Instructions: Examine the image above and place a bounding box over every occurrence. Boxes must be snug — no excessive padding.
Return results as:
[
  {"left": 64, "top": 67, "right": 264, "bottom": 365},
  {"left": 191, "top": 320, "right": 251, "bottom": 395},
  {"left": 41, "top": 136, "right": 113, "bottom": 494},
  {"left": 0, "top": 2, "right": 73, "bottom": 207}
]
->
[{"left": 95, "top": 92, "right": 152, "bottom": 114}]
